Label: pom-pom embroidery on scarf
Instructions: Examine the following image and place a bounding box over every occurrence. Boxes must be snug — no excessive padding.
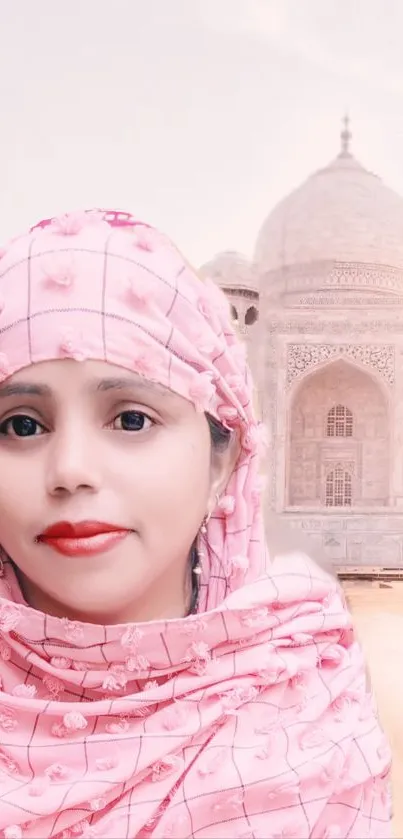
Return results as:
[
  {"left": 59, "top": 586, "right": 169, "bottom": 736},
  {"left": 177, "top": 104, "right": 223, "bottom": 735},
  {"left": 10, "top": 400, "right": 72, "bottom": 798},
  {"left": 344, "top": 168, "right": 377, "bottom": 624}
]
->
[
  {"left": 12, "top": 683, "right": 37, "bottom": 698},
  {"left": 188, "top": 371, "right": 216, "bottom": 411},
  {"left": 127, "top": 276, "right": 156, "bottom": 309},
  {"left": 61, "top": 618, "right": 85, "bottom": 642},
  {"left": 45, "top": 763, "right": 71, "bottom": 781},
  {"left": 120, "top": 624, "right": 144, "bottom": 648},
  {"left": 63, "top": 711, "right": 88, "bottom": 731},
  {"left": 131, "top": 226, "right": 156, "bottom": 252},
  {"left": 50, "top": 656, "right": 72, "bottom": 669},
  {"left": 217, "top": 404, "right": 238, "bottom": 426},
  {"left": 0, "top": 604, "right": 21, "bottom": 632},
  {"left": 59, "top": 332, "right": 86, "bottom": 362},
  {"left": 4, "top": 826, "right": 23, "bottom": 839},
  {"left": 132, "top": 348, "right": 160, "bottom": 379},
  {"left": 50, "top": 212, "right": 88, "bottom": 236},
  {"left": 218, "top": 494, "right": 235, "bottom": 515},
  {"left": 0, "top": 709, "right": 17, "bottom": 731},
  {"left": 225, "top": 554, "right": 249, "bottom": 578},
  {"left": 42, "top": 256, "right": 75, "bottom": 289}
]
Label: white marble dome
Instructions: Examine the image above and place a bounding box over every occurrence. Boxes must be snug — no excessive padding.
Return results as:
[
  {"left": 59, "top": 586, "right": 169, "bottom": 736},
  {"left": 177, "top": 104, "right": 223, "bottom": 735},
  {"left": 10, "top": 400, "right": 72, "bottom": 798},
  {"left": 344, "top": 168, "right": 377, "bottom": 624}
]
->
[
  {"left": 199, "top": 250, "right": 258, "bottom": 293},
  {"left": 255, "top": 148, "right": 403, "bottom": 275}
]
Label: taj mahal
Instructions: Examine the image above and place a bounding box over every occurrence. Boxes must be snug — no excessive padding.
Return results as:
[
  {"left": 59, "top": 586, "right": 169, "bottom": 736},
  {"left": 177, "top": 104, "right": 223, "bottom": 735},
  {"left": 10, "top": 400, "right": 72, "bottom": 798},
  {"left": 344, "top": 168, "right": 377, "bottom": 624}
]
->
[{"left": 201, "top": 119, "right": 403, "bottom": 571}]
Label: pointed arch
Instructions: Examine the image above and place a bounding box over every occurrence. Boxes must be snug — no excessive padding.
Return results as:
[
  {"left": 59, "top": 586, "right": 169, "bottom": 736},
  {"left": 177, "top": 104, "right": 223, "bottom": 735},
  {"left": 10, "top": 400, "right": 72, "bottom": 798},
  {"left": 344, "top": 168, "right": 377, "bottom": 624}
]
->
[{"left": 287, "top": 358, "right": 389, "bottom": 508}]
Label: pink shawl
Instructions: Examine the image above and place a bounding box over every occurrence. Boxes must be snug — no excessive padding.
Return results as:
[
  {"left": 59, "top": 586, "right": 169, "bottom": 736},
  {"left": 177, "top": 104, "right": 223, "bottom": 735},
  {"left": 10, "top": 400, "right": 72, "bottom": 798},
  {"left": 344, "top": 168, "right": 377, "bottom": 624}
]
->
[{"left": 0, "top": 211, "right": 392, "bottom": 838}]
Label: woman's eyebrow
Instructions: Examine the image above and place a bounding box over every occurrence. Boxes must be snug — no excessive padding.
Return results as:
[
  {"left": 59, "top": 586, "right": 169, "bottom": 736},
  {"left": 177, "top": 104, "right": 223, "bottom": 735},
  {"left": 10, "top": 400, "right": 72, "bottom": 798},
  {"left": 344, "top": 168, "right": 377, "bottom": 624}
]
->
[
  {"left": 0, "top": 376, "right": 171, "bottom": 400},
  {"left": 0, "top": 383, "right": 52, "bottom": 398},
  {"left": 93, "top": 376, "right": 170, "bottom": 398}
]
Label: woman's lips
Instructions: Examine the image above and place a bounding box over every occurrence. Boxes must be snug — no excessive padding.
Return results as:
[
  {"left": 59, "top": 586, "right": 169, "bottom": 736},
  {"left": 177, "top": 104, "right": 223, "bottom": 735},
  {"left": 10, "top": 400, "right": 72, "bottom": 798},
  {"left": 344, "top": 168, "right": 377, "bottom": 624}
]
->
[{"left": 37, "top": 521, "right": 130, "bottom": 557}]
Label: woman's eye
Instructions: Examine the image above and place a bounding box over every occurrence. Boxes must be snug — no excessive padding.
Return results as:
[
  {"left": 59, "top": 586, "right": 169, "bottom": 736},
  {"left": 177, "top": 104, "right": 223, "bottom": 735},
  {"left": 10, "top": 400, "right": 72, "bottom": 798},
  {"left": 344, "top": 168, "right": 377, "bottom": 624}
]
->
[
  {"left": 0, "top": 415, "right": 45, "bottom": 437},
  {"left": 112, "top": 411, "right": 153, "bottom": 432}
]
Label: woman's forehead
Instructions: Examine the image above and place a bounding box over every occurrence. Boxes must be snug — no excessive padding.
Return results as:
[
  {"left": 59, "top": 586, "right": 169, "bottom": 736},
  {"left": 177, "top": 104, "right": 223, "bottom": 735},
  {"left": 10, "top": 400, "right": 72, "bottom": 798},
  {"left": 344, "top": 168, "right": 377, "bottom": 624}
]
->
[{"left": 0, "top": 359, "right": 179, "bottom": 401}]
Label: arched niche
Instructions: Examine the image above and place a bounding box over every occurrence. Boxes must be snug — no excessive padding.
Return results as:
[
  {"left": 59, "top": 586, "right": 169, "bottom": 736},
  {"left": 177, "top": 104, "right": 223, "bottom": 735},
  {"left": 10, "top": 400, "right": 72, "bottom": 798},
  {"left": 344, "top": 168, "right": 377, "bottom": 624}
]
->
[{"left": 287, "top": 359, "right": 389, "bottom": 508}]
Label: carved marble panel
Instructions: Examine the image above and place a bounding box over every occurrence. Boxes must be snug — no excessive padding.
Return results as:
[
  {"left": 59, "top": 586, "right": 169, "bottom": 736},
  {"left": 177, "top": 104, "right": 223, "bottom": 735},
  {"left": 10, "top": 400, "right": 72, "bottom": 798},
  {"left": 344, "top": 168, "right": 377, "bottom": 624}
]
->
[{"left": 286, "top": 343, "right": 394, "bottom": 387}]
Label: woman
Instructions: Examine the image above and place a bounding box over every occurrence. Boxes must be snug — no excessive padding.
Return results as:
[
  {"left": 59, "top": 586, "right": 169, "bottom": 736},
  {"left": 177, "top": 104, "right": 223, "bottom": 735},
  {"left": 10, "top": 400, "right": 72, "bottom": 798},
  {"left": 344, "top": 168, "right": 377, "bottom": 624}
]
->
[{"left": 0, "top": 210, "right": 391, "bottom": 838}]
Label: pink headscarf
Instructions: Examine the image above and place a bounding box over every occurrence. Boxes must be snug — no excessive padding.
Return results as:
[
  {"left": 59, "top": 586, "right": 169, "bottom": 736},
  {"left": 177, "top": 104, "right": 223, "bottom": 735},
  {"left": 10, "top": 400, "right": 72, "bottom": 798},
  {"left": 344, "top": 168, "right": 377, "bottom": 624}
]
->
[{"left": 0, "top": 211, "right": 391, "bottom": 838}]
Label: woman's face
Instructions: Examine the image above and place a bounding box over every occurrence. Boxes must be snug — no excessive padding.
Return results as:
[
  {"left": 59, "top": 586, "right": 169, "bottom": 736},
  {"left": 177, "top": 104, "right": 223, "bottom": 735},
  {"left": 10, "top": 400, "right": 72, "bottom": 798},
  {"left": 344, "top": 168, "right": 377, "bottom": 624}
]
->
[{"left": 0, "top": 359, "right": 223, "bottom": 623}]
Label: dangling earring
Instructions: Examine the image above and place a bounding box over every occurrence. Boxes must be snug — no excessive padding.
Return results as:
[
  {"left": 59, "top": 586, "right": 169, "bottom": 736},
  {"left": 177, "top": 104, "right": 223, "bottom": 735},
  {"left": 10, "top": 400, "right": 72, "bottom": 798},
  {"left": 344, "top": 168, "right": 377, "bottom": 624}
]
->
[
  {"left": 0, "top": 555, "right": 4, "bottom": 577},
  {"left": 192, "top": 552, "right": 202, "bottom": 577},
  {"left": 200, "top": 494, "right": 220, "bottom": 535},
  {"left": 188, "top": 544, "right": 202, "bottom": 615},
  {"left": 200, "top": 512, "right": 210, "bottom": 536},
  {"left": 189, "top": 496, "right": 219, "bottom": 615}
]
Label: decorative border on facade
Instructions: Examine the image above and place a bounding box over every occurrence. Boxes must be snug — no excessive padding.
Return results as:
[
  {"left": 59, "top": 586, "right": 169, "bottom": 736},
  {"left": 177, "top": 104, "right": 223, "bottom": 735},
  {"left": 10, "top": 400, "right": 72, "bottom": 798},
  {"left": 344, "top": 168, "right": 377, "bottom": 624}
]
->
[
  {"left": 267, "top": 319, "right": 403, "bottom": 335},
  {"left": 286, "top": 343, "right": 395, "bottom": 387},
  {"left": 263, "top": 261, "right": 403, "bottom": 297}
]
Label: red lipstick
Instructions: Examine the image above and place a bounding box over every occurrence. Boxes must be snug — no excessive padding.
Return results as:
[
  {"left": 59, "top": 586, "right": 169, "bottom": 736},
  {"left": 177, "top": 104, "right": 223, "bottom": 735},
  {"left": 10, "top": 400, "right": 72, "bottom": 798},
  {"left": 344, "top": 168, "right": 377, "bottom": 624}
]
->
[{"left": 37, "top": 521, "right": 130, "bottom": 557}]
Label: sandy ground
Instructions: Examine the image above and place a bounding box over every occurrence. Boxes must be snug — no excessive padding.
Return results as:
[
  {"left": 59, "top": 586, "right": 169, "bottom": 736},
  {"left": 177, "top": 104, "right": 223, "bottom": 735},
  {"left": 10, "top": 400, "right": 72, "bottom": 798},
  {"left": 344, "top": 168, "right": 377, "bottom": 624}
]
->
[{"left": 344, "top": 581, "right": 403, "bottom": 838}]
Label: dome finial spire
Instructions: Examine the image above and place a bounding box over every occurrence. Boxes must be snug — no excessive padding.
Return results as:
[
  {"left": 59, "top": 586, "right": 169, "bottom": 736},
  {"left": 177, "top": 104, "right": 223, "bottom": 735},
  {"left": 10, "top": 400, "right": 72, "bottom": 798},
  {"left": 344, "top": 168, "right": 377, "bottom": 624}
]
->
[{"left": 340, "top": 112, "right": 352, "bottom": 157}]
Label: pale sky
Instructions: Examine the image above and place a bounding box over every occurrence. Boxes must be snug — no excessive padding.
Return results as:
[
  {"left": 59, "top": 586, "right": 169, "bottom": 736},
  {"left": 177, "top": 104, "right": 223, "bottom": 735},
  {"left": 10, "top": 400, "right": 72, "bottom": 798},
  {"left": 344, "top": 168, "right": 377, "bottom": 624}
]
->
[{"left": 1, "top": 0, "right": 403, "bottom": 264}]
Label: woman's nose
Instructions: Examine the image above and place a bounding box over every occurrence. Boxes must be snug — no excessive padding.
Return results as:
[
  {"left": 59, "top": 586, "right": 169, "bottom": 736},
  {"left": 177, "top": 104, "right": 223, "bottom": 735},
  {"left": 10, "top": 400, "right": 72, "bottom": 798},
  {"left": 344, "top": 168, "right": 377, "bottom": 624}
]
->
[{"left": 45, "top": 426, "right": 101, "bottom": 496}]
